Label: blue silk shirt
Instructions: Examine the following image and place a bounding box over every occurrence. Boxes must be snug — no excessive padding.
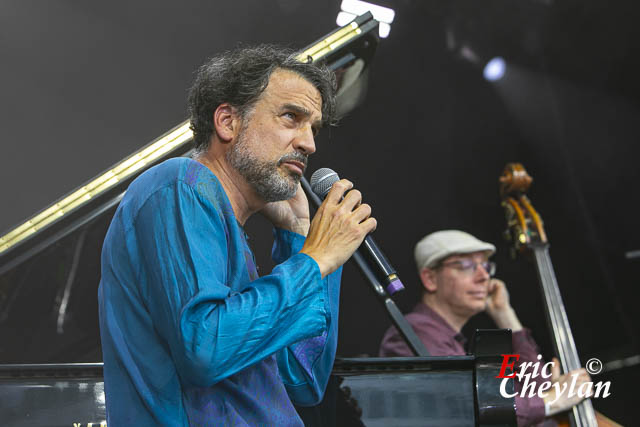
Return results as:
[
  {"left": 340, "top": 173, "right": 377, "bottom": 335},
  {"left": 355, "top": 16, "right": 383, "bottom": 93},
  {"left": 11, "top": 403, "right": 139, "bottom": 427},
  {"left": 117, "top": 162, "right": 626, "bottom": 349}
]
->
[{"left": 98, "top": 158, "right": 341, "bottom": 426}]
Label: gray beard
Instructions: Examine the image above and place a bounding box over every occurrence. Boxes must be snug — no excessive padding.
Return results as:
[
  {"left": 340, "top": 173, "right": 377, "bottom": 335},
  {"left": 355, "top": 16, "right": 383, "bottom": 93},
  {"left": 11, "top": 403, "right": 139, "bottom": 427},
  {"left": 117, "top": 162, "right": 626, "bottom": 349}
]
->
[{"left": 226, "top": 132, "right": 306, "bottom": 203}]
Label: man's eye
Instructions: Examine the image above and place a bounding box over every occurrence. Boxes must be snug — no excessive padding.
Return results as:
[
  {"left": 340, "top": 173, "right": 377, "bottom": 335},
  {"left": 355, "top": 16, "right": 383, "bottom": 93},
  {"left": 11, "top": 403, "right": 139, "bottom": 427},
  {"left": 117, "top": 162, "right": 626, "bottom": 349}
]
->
[{"left": 283, "top": 112, "right": 296, "bottom": 120}]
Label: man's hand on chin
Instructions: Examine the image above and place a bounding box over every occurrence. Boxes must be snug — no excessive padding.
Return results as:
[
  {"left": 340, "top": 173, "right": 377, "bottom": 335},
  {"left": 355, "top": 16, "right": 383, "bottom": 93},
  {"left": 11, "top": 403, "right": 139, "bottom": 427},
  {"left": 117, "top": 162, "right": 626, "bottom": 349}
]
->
[
  {"left": 260, "top": 183, "right": 311, "bottom": 236},
  {"left": 486, "top": 279, "right": 523, "bottom": 332}
]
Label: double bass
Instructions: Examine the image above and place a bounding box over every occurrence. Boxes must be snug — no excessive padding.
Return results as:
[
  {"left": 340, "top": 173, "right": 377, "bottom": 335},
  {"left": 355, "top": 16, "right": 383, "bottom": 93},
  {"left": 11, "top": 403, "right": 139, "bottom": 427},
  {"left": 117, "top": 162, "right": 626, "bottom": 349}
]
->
[{"left": 498, "top": 163, "right": 620, "bottom": 427}]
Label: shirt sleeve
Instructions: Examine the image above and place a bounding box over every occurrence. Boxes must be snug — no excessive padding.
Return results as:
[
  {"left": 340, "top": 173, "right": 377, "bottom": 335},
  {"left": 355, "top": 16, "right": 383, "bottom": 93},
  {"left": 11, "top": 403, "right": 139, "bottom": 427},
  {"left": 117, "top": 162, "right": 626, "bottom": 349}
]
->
[
  {"left": 512, "top": 329, "right": 546, "bottom": 426},
  {"left": 133, "top": 183, "right": 331, "bottom": 388},
  {"left": 271, "top": 227, "right": 343, "bottom": 406},
  {"left": 512, "top": 329, "right": 541, "bottom": 366},
  {"left": 515, "top": 395, "right": 546, "bottom": 427}
]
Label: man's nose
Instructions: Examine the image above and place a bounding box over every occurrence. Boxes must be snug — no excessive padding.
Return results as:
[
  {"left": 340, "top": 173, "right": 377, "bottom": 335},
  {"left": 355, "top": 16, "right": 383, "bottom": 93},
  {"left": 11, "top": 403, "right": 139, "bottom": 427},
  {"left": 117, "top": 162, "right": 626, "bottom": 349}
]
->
[
  {"left": 475, "top": 263, "right": 490, "bottom": 279},
  {"left": 293, "top": 125, "right": 316, "bottom": 155}
]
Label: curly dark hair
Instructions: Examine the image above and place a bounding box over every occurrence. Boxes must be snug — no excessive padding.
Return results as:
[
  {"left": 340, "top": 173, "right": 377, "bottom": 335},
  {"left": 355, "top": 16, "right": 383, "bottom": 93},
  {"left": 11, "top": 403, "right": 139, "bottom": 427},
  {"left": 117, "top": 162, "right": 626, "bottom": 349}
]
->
[{"left": 188, "top": 44, "right": 337, "bottom": 152}]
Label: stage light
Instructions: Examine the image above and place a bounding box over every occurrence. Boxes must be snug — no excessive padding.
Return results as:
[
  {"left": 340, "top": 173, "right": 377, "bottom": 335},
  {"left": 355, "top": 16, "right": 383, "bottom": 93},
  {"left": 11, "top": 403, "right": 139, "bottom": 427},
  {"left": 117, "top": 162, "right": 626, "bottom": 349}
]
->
[
  {"left": 379, "top": 22, "right": 391, "bottom": 38},
  {"left": 337, "top": 0, "right": 395, "bottom": 38},
  {"left": 341, "top": 0, "right": 395, "bottom": 23},
  {"left": 336, "top": 11, "right": 357, "bottom": 27},
  {"left": 483, "top": 57, "right": 506, "bottom": 81}
]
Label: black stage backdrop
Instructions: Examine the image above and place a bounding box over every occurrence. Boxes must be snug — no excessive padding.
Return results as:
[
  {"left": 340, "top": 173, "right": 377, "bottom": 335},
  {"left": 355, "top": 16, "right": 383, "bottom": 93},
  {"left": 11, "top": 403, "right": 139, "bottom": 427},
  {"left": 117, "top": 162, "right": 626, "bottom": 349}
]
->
[{"left": 1, "top": 0, "right": 638, "bottom": 423}]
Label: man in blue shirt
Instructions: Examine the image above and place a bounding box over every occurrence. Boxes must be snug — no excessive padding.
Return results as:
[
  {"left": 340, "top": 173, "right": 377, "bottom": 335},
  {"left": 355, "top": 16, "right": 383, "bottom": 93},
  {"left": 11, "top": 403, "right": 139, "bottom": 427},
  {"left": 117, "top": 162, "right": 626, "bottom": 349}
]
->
[{"left": 98, "top": 45, "right": 377, "bottom": 426}]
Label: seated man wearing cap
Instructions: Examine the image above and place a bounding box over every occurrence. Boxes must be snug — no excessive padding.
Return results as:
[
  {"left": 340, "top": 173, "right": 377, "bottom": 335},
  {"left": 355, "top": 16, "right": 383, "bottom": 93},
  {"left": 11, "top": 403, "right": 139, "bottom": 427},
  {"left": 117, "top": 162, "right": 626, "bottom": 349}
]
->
[{"left": 379, "top": 230, "right": 591, "bottom": 427}]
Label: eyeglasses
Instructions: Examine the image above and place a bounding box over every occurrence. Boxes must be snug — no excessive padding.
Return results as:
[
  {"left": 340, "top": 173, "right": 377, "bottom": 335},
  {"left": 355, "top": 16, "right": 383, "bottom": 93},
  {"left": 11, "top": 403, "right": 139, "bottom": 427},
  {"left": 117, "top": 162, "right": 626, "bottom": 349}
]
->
[{"left": 437, "top": 259, "right": 496, "bottom": 277}]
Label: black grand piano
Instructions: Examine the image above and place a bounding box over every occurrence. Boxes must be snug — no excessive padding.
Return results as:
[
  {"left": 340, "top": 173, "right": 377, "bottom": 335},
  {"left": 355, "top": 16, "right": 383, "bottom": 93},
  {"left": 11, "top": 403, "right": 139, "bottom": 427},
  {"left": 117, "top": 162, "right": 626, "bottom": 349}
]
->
[{"left": 0, "top": 14, "right": 516, "bottom": 426}]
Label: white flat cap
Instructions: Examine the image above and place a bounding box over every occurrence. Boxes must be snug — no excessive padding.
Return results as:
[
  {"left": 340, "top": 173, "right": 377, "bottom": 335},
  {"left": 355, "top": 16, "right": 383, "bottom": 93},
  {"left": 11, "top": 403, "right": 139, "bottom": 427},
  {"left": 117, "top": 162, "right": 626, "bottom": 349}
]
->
[{"left": 414, "top": 230, "right": 496, "bottom": 270}]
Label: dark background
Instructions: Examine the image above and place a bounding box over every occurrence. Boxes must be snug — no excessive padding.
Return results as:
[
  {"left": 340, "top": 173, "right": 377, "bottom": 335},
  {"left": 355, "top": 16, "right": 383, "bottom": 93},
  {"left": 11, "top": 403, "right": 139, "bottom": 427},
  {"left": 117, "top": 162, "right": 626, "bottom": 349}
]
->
[{"left": 1, "top": 0, "right": 638, "bottom": 422}]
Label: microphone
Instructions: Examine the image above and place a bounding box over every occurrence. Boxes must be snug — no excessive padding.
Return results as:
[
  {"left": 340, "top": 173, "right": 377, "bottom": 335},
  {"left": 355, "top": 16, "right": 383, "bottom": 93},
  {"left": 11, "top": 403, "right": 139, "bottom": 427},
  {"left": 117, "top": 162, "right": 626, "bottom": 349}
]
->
[{"left": 309, "top": 168, "right": 404, "bottom": 295}]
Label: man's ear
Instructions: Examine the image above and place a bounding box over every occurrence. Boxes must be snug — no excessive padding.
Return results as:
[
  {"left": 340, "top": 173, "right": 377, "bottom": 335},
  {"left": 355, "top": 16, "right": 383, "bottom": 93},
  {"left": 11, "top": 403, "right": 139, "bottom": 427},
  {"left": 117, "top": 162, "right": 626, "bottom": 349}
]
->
[
  {"left": 419, "top": 268, "right": 438, "bottom": 293},
  {"left": 213, "top": 103, "right": 240, "bottom": 143}
]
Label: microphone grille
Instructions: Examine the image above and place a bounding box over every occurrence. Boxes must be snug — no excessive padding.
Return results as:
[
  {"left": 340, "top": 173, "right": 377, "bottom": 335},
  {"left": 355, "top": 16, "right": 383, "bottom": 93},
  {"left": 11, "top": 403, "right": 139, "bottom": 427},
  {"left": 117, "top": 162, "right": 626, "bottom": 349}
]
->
[{"left": 310, "top": 168, "right": 340, "bottom": 199}]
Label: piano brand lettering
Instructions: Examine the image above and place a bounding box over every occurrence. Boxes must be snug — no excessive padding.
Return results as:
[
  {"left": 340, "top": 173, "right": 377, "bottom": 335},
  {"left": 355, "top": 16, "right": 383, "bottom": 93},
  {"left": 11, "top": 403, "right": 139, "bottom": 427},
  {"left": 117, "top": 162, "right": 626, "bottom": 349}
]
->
[{"left": 497, "top": 354, "right": 612, "bottom": 403}]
